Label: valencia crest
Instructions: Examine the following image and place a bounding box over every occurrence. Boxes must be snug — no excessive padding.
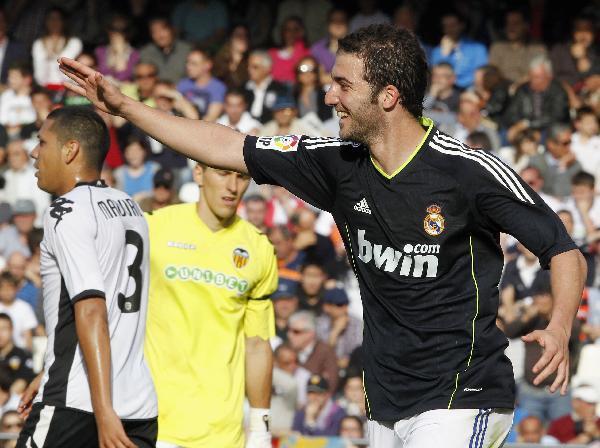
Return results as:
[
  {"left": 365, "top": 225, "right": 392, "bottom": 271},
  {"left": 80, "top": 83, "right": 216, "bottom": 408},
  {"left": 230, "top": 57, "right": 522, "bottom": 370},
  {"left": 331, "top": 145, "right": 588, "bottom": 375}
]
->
[
  {"left": 423, "top": 204, "right": 445, "bottom": 236},
  {"left": 233, "top": 248, "right": 249, "bottom": 268}
]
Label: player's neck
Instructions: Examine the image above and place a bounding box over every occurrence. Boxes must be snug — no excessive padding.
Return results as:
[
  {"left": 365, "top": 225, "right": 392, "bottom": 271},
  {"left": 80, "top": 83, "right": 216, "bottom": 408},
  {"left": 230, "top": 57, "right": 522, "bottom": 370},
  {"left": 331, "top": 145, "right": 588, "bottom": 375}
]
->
[
  {"left": 58, "top": 171, "right": 102, "bottom": 196},
  {"left": 196, "top": 200, "right": 236, "bottom": 232},
  {"left": 369, "top": 115, "right": 426, "bottom": 176}
]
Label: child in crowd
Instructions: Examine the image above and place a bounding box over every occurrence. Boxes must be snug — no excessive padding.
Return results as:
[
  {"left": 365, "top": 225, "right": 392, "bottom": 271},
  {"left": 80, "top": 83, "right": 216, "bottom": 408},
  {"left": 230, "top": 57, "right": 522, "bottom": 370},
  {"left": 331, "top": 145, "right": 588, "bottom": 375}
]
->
[
  {"left": 0, "top": 63, "right": 35, "bottom": 138},
  {"left": 0, "top": 272, "right": 36, "bottom": 351}
]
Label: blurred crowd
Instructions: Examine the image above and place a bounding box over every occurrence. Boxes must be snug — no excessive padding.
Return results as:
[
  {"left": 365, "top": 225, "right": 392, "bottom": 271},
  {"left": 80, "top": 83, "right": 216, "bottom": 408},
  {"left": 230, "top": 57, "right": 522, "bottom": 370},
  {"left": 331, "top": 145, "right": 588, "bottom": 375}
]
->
[{"left": 0, "top": 0, "right": 598, "bottom": 446}]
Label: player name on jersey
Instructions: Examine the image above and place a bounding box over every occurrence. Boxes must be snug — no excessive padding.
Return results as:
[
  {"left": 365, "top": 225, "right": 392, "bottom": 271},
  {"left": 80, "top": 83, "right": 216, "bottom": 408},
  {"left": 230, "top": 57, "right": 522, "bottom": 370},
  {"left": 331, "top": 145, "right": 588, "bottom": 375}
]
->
[
  {"left": 97, "top": 198, "right": 143, "bottom": 220},
  {"left": 357, "top": 229, "right": 440, "bottom": 278}
]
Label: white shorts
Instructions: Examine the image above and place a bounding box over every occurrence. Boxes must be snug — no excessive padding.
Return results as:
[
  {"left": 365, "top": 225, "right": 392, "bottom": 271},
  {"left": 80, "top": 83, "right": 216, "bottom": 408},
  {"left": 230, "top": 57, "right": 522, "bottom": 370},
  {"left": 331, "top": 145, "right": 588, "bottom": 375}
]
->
[
  {"left": 156, "top": 441, "right": 183, "bottom": 448},
  {"left": 368, "top": 408, "right": 514, "bottom": 448}
]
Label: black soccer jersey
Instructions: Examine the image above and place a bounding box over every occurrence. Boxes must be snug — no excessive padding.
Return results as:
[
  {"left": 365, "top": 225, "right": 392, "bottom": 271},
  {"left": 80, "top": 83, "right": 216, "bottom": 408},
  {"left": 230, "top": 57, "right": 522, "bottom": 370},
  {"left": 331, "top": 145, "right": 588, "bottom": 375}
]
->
[{"left": 243, "top": 117, "right": 577, "bottom": 421}]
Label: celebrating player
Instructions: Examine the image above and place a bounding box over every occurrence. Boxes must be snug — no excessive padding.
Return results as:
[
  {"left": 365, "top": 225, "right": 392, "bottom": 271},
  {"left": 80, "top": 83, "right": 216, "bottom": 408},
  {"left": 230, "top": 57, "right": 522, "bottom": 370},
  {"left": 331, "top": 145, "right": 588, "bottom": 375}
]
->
[
  {"left": 144, "top": 163, "right": 277, "bottom": 448},
  {"left": 59, "top": 24, "right": 586, "bottom": 448},
  {"left": 17, "top": 107, "right": 157, "bottom": 448}
]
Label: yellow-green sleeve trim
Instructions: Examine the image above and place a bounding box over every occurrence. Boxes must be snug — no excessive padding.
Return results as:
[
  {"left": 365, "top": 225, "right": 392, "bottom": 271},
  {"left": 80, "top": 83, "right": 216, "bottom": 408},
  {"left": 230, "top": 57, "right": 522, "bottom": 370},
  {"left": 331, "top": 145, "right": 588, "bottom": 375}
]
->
[{"left": 370, "top": 116, "right": 434, "bottom": 180}]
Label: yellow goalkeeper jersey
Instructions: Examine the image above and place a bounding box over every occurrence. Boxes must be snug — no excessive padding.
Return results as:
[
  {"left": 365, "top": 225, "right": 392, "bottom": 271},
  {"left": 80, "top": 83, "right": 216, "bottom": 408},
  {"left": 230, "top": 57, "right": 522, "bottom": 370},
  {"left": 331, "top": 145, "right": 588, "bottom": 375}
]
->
[{"left": 144, "top": 203, "right": 277, "bottom": 447}]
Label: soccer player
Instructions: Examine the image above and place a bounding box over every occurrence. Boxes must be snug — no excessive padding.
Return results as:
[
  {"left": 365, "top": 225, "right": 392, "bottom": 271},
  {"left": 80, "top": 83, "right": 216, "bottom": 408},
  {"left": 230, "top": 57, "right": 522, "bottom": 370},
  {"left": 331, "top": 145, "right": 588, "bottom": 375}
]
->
[
  {"left": 144, "top": 163, "right": 277, "bottom": 447},
  {"left": 59, "top": 24, "right": 587, "bottom": 448},
  {"left": 16, "top": 107, "right": 157, "bottom": 448}
]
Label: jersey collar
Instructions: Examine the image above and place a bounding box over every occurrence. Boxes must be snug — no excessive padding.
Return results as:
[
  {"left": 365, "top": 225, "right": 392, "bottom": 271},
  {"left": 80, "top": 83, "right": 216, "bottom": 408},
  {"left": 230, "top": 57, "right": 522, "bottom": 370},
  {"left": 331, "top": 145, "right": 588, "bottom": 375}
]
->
[
  {"left": 370, "top": 116, "right": 435, "bottom": 180},
  {"left": 75, "top": 179, "right": 108, "bottom": 188}
]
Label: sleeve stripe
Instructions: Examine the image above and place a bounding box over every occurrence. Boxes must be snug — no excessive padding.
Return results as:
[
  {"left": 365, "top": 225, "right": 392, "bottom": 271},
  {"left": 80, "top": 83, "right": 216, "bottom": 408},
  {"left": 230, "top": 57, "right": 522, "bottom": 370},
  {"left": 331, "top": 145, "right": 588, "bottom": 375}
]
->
[
  {"left": 71, "top": 289, "right": 106, "bottom": 303},
  {"left": 431, "top": 133, "right": 535, "bottom": 204},
  {"left": 248, "top": 295, "right": 271, "bottom": 301},
  {"left": 304, "top": 141, "right": 356, "bottom": 150},
  {"left": 434, "top": 133, "right": 535, "bottom": 204}
]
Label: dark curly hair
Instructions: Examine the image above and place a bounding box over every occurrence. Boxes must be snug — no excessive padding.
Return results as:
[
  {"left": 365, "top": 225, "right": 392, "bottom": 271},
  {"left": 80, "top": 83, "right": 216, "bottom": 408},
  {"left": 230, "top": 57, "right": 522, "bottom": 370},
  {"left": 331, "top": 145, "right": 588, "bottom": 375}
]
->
[{"left": 338, "top": 25, "right": 429, "bottom": 119}]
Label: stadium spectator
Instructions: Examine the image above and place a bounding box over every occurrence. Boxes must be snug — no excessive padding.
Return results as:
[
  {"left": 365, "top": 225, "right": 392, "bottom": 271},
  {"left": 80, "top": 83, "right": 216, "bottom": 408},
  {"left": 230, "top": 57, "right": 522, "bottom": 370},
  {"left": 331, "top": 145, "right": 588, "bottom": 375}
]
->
[
  {"left": 274, "top": 343, "right": 312, "bottom": 409},
  {"left": 498, "top": 128, "right": 542, "bottom": 173},
  {"left": 177, "top": 48, "right": 226, "bottom": 121},
  {"left": 0, "top": 9, "right": 27, "bottom": 87},
  {"left": 336, "top": 373, "right": 366, "bottom": 420},
  {"left": 0, "top": 410, "right": 23, "bottom": 448},
  {"left": 137, "top": 168, "right": 179, "bottom": 213},
  {"left": 488, "top": 9, "right": 547, "bottom": 84},
  {"left": 0, "top": 204, "right": 28, "bottom": 264},
  {"left": 0, "top": 272, "right": 36, "bottom": 351},
  {"left": 212, "top": 24, "right": 250, "bottom": 90},
  {"left": 292, "top": 374, "right": 345, "bottom": 436},
  {"left": 0, "top": 370, "right": 19, "bottom": 420},
  {"left": 423, "top": 62, "right": 460, "bottom": 127},
  {"left": 19, "top": 88, "right": 53, "bottom": 142},
  {"left": 272, "top": 279, "right": 301, "bottom": 344},
  {"left": 568, "top": 171, "right": 600, "bottom": 241},
  {"left": 517, "top": 415, "right": 560, "bottom": 445},
  {"left": 122, "top": 61, "right": 158, "bottom": 106},
  {"left": 6, "top": 251, "right": 38, "bottom": 311},
  {"left": 571, "top": 106, "right": 600, "bottom": 184},
  {"left": 12, "top": 199, "right": 36, "bottom": 253},
  {"left": 0, "top": 314, "right": 33, "bottom": 392},
  {"left": 349, "top": 0, "right": 390, "bottom": 33},
  {"left": 113, "top": 137, "right": 158, "bottom": 200},
  {"left": 31, "top": 7, "right": 82, "bottom": 89},
  {"left": 268, "top": 224, "right": 305, "bottom": 282},
  {"left": 316, "top": 288, "right": 363, "bottom": 369},
  {"left": 217, "top": 89, "right": 261, "bottom": 134},
  {"left": 269, "top": 16, "right": 310, "bottom": 85},
  {"left": 3, "top": 140, "right": 50, "bottom": 225},
  {"left": 95, "top": 13, "right": 140, "bottom": 83},
  {"left": 0, "top": 62, "right": 35, "bottom": 136},
  {"left": 287, "top": 311, "right": 339, "bottom": 393},
  {"left": 500, "top": 243, "right": 544, "bottom": 310},
  {"left": 242, "top": 194, "right": 268, "bottom": 232},
  {"left": 310, "top": 8, "right": 349, "bottom": 74},
  {"left": 298, "top": 261, "right": 327, "bottom": 314},
  {"left": 550, "top": 15, "right": 600, "bottom": 89},
  {"left": 171, "top": 0, "right": 228, "bottom": 49},
  {"left": 518, "top": 166, "right": 562, "bottom": 211},
  {"left": 547, "top": 384, "right": 600, "bottom": 444},
  {"left": 244, "top": 50, "right": 289, "bottom": 124},
  {"left": 272, "top": 343, "right": 299, "bottom": 433},
  {"left": 466, "top": 130, "right": 492, "bottom": 150},
  {"left": 294, "top": 56, "right": 332, "bottom": 123},
  {"left": 473, "top": 65, "right": 512, "bottom": 126},
  {"left": 505, "top": 57, "right": 570, "bottom": 140},
  {"left": 272, "top": 0, "right": 331, "bottom": 46},
  {"left": 338, "top": 415, "right": 365, "bottom": 447},
  {"left": 504, "top": 273, "right": 580, "bottom": 423},
  {"left": 139, "top": 17, "right": 191, "bottom": 84},
  {"left": 440, "top": 91, "right": 500, "bottom": 152},
  {"left": 431, "top": 11, "right": 488, "bottom": 89},
  {"left": 259, "top": 95, "right": 323, "bottom": 136},
  {"left": 529, "top": 123, "right": 582, "bottom": 199},
  {"left": 291, "top": 209, "right": 335, "bottom": 269}
]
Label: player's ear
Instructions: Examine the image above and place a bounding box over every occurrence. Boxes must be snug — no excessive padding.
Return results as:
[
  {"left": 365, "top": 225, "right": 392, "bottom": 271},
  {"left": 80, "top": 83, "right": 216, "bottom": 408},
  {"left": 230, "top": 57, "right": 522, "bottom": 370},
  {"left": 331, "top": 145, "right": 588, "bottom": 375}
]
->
[
  {"left": 381, "top": 85, "right": 400, "bottom": 111},
  {"left": 192, "top": 163, "right": 204, "bottom": 187},
  {"left": 62, "top": 140, "right": 80, "bottom": 164}
]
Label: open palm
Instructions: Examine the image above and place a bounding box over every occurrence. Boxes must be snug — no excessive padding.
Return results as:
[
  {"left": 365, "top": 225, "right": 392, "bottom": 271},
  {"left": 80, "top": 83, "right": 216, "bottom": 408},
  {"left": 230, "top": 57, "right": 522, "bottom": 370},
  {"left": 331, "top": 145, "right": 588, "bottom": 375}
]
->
[{"left": 58, "top": 57, "right": 126, "bottom": 115}]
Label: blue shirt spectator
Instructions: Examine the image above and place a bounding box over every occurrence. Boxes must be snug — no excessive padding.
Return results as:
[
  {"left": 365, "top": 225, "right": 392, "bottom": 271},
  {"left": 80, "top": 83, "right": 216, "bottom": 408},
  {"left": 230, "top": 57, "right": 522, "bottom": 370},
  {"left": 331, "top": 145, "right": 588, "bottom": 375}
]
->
[{"left": 171, "top": 0, "right": 228, "bottom": 48}]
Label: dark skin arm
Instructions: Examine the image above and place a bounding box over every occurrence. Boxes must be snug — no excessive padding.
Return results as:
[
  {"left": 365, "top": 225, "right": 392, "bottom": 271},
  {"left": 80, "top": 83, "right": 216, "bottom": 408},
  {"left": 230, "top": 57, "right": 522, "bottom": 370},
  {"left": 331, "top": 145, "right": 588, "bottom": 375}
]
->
[{"left": 74, "top": 298, "right": 135, "bottom": 448}]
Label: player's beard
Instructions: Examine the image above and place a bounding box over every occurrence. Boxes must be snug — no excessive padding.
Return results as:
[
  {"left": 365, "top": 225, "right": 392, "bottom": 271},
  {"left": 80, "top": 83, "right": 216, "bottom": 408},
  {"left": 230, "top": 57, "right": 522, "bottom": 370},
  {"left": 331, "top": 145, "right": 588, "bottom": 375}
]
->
[{"left": 339, "top": 98, "right": 382, "bottom": 147}]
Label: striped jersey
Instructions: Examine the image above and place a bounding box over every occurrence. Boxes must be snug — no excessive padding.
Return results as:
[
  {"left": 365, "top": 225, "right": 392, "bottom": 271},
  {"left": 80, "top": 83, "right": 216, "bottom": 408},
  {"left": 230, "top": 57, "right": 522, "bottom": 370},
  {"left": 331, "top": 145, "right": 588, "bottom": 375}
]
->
[
  {"left": 36, "top": 180, "right": 157, "bottom": 419},
  {"left": 243, "top": 117, "right": 576, "bottom": 421}
]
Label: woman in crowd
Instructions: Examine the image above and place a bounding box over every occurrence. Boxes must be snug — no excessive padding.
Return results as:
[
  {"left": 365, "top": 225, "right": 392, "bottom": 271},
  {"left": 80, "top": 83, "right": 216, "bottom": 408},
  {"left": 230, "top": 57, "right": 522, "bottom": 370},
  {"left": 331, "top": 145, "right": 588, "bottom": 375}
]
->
[
  {"left": 31, "top": 7, "right": 82, "bottom": 90},
  {"left": 268, "top": 16, "right": 310, "bottom": 85},
  {"left": 95, "top": 14, "right": 140, "bottom": 83},
  {"left": 293, "top": 56, "right": 333, "bottom": 123},
  {"left": 213, "top": 24, "right": 250, "bottom": 89}
]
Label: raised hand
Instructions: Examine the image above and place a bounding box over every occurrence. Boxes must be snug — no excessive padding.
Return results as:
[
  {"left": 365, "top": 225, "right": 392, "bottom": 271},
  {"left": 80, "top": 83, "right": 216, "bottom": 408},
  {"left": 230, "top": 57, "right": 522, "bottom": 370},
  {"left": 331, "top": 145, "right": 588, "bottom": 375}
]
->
[{"left": 58, "top": 57, "right": 128, "bottom": 116}]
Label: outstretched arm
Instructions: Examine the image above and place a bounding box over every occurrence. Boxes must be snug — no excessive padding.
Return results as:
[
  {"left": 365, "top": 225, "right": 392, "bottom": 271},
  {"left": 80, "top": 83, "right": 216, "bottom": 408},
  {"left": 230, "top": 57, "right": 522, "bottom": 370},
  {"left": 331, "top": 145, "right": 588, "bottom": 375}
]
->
[{"left": 58, "top": 57, "right": 248, "bottom": 174}]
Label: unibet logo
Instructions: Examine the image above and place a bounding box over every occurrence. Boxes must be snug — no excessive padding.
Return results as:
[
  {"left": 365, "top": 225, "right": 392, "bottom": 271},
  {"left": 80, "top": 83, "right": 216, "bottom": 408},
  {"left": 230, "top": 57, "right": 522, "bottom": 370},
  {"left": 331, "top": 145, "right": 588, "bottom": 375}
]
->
[
  {"left": 164, "top": 265, "right": 249, "bottom": 294},
  {"left": 357, "top": 229, "right": 439, "bottom": 278}
]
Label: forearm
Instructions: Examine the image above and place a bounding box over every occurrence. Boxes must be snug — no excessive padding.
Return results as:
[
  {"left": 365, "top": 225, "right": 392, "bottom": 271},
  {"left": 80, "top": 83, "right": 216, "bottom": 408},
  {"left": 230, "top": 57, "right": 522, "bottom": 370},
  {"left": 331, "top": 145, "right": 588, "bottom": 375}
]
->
[
  {"left": 245, "top": 336, "right": 273, "bottom": 408},
  {"left": 74, "top": 298, "right": 113, "bottom": 413},
  {"left": 120, "top": 96, "right": 247, "bottom": 173},
  {"left": 549, "top": 249, "right": 587, "bottom": 336}
]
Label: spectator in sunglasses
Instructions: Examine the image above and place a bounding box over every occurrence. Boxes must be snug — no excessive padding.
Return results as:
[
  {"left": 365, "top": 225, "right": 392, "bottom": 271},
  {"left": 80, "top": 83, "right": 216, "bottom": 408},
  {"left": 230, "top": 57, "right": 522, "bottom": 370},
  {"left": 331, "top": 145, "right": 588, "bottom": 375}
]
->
[{"left": 294, "top": 56, "right": 333, "bottom": 122}]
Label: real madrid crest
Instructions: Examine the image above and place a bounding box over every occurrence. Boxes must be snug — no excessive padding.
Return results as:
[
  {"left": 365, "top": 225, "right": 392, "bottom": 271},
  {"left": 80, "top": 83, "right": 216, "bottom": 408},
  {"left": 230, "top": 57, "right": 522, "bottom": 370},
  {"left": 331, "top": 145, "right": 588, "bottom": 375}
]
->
[
  {"left": 423, "top": 204, "right": 445, "bottom": 236},
  {"left": 233, "top": 247, "right": 249, "bottom": 268}
]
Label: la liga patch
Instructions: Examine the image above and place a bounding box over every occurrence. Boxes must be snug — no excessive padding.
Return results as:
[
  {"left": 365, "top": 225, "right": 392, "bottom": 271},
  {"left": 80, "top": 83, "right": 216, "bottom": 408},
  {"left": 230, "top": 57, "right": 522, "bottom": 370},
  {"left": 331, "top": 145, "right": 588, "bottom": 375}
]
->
[{"left": 256, "top": 135, "right": 301, "bottom": 152}]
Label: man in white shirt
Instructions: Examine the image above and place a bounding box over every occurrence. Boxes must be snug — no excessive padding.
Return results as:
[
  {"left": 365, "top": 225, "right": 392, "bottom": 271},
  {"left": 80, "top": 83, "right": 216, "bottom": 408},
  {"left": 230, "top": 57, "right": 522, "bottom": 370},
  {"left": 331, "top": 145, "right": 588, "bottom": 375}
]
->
[
  {"left": 0, "top": 272, "right": 37, "bottom": 351},
  {"left": 0, "top": 62, "right": 35, "bottom": 135},
  {"left": 217, "top": 89, "right": 261, "bottom": 134},
  {"left": 571, "top": 107, "right": 600, "bottom": 188}
]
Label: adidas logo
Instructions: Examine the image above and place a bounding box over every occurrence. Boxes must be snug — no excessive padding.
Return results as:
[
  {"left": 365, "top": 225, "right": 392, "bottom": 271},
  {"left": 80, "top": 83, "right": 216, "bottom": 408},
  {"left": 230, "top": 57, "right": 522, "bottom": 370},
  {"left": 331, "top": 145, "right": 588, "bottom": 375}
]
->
[{"left": 354, "top": 198, "right": 371, "bottom": 214}]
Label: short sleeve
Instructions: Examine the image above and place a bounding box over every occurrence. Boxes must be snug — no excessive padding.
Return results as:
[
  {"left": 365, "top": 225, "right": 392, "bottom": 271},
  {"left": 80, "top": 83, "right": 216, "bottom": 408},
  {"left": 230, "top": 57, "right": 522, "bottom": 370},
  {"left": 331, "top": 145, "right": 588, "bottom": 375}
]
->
[
  {"left": 467, "top": 154, "right": 576, "bottom": 269},
  {"left": 244, "top": 238, "right": 277, "bottom": 339},
  {"left": 243, "top": 134, "right": 354, "bottom": 212},
  {"left": 45, "top": 196, "right": 106, "bottom": 302}
]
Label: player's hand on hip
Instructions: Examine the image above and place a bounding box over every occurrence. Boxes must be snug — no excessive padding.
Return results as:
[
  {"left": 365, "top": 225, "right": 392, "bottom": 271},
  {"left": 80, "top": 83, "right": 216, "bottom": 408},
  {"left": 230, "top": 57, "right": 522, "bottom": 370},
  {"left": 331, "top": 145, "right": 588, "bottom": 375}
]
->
[
  {"left": 57, "top": 57, "right": 127, "bottom": 116},
  {"left": 522, "top": 326, "right": 570, "bottom": 394},
  {"left": 18, "top": 372, "right": 43, "bottom": 419},
  {"left": 95, "top": 408, "right": 137, "bottom": 448}
]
